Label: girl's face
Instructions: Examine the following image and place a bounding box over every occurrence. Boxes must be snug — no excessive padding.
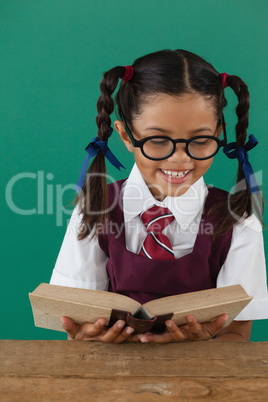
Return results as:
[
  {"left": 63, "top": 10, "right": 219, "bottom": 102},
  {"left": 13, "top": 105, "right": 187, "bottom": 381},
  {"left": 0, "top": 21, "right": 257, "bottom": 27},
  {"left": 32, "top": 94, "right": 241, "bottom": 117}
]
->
[{"left": 115, "top": 93, "right": 223, "bottom": 200}]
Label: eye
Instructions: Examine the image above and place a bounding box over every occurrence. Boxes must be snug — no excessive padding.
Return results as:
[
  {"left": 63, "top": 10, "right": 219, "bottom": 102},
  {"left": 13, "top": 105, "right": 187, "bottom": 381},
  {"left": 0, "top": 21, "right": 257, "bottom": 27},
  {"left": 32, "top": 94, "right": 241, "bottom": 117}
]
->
[
  {"left": 149, "top": 138, "right": 170, "bottom": 145},
  {"left": 191, "top": 138, "right": 211, "bottom": 146}
]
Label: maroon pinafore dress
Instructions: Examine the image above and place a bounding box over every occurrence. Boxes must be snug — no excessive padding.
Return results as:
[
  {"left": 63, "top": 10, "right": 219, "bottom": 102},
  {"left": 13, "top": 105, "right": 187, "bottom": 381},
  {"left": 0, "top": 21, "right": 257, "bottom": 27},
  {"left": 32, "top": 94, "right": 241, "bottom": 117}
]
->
[{"left": 98, "top": 180, "right": 233, "bottom": 305}]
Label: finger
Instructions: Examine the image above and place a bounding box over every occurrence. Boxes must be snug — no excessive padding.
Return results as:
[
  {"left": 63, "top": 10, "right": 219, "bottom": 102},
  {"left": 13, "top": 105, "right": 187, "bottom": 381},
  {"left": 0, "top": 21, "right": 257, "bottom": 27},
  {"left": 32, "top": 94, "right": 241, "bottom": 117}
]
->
[
  {"left": 112, "top": 326, "right": 135, "bottom": 344},
  {"left": 203, "top": 314, "right": 229, "bottom": 338},
  {"left": 184, "top": 316, "right": 205, "bottom": 339},
  {"left": 127, "top": 333, "right": 143, "bottom": 343},
  {"left": 165, "top": 320, "right": 187, "bottom": 341},
  {"left": 215, "top": 313, "right": 229, "bottom": 327},
  {"left": 74, "top": 318, "right": 107, "bottom": 340},
  {"left": 185, "top": 314, "right": 228, "bottom": 340},
  {"left": 61, "top": 316, "right": 81, "bottom": 339},
  {"left": 100, "top": 320, "right": 126, "bottom": 343},
  {"left": 139, "top": 331, "right": 174, "bottom": 344}
]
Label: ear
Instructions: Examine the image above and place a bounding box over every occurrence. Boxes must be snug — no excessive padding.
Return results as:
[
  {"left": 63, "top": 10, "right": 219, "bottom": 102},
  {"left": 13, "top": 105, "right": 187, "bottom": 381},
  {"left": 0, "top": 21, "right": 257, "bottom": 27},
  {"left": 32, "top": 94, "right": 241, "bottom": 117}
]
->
[{"left": 114, "top": 120, "right": 134, "bottom": 153}]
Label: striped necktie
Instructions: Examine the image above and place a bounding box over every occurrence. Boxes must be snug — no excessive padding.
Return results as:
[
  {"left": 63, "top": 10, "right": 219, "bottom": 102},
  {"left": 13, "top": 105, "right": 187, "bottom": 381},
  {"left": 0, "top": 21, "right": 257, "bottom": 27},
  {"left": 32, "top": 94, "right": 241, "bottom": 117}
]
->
[{"left": 139, "top": 205, "right": 175, "bottom": 260}]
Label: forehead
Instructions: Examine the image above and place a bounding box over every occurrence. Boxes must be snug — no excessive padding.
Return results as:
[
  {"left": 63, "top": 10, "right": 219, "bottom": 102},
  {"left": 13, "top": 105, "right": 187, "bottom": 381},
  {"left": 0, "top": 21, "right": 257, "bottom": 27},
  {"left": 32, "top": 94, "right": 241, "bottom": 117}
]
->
[{"left": 133, "top": 93, "right": 217, "bottom": 131}]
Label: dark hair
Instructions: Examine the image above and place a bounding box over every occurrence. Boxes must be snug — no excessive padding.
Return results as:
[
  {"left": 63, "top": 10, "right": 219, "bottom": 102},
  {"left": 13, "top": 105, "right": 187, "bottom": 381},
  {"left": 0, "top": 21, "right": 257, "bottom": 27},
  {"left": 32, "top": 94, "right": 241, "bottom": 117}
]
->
[{"left": 76, "top": 49, "right": 263, "bottom": 240}]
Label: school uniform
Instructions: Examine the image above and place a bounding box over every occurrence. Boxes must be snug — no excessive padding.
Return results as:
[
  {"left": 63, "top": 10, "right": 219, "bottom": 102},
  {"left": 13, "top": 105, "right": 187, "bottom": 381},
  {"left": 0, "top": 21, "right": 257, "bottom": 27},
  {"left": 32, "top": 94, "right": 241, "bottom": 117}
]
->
[{"left": 50, "top": 164, "right": 268, "bottom": 320}]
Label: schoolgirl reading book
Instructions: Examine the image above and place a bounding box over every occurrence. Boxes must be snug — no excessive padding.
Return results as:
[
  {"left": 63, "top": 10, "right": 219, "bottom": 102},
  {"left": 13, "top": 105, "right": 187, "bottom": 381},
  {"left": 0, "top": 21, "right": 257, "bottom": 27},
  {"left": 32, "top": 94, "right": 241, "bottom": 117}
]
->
[{"left": 50, "top": 49, "right": 268, "bottom": 343}]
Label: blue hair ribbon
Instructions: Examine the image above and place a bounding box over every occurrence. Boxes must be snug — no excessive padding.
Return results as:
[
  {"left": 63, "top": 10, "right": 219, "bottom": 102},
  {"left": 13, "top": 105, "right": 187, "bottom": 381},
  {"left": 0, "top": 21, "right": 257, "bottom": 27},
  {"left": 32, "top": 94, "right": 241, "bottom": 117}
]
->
[
  {"left": 223, "top": 134, "right": 259, "bottom": 194},
  {"left": 75, "top": 128, "right": 125, "bottom": 193}
]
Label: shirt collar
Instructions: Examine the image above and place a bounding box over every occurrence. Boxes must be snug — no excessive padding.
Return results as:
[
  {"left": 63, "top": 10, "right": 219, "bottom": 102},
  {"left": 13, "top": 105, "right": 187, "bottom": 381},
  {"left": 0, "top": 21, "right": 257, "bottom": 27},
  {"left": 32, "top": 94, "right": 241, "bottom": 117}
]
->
[{"left": 123, "top": 163, "right": 208, "bottom": 229}]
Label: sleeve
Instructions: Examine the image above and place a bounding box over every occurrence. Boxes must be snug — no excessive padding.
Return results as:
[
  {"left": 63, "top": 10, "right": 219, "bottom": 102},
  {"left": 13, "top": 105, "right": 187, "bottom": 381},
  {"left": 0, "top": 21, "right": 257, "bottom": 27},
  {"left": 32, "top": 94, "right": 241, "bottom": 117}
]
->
[
  {"left": 216, "top": 213, "right": 268, "bottom": 320},
  {"left": 50, "top": 206, "right": 110, "bottom": 291}
]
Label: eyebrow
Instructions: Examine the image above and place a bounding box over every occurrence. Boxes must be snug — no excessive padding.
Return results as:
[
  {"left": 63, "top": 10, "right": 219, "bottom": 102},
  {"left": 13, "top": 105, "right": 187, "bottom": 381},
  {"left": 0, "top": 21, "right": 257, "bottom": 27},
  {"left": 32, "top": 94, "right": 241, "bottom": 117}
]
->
[{"left": 144, "top": 126, "right": 214, "bottom": 134}]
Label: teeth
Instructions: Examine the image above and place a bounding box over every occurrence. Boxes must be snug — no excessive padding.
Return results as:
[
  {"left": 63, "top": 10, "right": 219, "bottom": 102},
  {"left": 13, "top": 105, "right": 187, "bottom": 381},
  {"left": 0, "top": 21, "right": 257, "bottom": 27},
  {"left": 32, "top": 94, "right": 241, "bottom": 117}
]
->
[{"left": 161, "top": 169, "right": 190, "bottom": 178}]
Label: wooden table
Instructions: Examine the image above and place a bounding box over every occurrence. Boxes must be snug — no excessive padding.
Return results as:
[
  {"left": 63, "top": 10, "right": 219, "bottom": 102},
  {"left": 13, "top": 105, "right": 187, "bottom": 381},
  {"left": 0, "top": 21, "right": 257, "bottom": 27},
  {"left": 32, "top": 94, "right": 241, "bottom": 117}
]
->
[{"left": 1, "top": 340, "right": 268, "bottom": 401}]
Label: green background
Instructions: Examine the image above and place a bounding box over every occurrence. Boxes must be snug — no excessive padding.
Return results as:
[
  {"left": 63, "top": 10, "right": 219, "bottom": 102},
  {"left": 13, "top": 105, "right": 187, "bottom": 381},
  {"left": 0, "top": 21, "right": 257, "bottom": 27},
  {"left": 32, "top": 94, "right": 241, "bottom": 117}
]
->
[{"left": 1, "top": 0, "right": 267, "bottom": 341}]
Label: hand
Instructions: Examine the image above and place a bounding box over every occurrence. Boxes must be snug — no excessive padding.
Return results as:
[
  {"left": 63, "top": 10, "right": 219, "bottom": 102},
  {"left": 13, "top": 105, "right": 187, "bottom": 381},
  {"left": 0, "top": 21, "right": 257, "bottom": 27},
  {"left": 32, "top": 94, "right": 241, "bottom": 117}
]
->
[
  {"left": 138, "top": 314, "right": 228, "bottom": 343},
  {"left": 61, "top": 316, "right": 138, "bottom": 343}
]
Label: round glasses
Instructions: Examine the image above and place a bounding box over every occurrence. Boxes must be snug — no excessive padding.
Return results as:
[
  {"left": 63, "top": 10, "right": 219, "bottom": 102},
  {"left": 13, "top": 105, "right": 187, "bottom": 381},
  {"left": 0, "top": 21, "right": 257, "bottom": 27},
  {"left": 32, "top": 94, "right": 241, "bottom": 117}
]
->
[{"left": 122, "top": 116, "right": 227, "bottom": 161}]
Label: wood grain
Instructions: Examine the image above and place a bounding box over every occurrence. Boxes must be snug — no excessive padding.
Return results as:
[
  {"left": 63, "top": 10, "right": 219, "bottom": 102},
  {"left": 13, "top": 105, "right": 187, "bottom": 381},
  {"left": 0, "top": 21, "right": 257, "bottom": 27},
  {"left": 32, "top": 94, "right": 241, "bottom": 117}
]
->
[
  {"left": 1, "top": 340, "right": 268, "bottom": 401},
  {"left": 2, "top": 377, "right": 268, "bottom": 401}
]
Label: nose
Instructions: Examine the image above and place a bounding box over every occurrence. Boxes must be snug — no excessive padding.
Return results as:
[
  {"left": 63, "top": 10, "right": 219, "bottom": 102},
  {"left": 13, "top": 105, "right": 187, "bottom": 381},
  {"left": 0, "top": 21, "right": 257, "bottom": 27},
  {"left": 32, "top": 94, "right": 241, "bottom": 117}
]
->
[{"left": 166, "top": 143, "right": 192, "bottom": 163}]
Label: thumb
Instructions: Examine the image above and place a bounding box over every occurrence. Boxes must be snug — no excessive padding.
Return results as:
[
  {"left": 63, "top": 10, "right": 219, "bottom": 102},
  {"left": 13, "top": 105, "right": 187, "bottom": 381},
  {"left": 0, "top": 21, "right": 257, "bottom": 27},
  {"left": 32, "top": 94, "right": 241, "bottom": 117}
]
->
[
  {"left": 61, "top": 316, "right": 80, "bottom": 339},
  {"left": 208, "top": 313, "right": 229, "bottom": 336}
]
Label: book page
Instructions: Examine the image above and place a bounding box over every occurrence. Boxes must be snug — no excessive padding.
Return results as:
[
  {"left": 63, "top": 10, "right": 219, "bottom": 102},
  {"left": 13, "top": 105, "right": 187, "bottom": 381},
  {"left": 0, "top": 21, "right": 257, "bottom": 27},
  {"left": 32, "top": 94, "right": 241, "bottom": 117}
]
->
[
  {"left": 29, "top": 294, "right": 114, "bottom": 332},
  {"left": 168, "top": 300, "right": 251, "bottom": 327},
  {"left": 143, "top": 285, "right": 252, "bottom": 327},
  {"left": 29, "top": 284, "right": 141, "bottom": 332}
]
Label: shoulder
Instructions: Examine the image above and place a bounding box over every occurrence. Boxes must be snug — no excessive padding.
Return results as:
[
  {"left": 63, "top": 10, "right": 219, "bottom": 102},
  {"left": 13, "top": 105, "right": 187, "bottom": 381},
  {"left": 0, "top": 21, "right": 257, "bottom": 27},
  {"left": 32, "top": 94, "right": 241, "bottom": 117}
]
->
[
  {"left": 203, "top": 185, "right": 230, "bottom": 215},
  {"left": 207, "top": 185, "right": 229, "bottom": 196},
  {"left": 206, "top": 186, "right": 263, "bottom": 239},
  {"left": 206, "top": 185, "right": 230, "bottom": 201},
  {"left": 106, "top": 179, "right": 127, "bottom": 208},
  {"left": 107, "top": 179, "right": 127, "bottom": 196},
  {"left": 233, "top": 213, "right": 263, "bottom": 237},
  {"left": 206, "top": 186, "right": 262, "bottom": 232},
  {"left": 98, "top": 179, "right": 127, "bottom": 251}
]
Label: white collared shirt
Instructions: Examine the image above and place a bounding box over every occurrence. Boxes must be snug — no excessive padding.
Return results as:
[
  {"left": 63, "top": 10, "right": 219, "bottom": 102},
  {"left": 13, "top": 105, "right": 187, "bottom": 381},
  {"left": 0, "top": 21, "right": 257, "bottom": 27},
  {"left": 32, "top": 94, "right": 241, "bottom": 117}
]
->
[{"left": 50, "top": 164, "right": 268, "bottom": 320}]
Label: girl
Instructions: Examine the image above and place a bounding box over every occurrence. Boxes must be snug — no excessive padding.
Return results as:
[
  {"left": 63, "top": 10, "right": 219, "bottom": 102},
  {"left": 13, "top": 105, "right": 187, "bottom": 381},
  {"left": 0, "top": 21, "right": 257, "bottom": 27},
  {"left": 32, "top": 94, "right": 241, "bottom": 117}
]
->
[{"left": 50, "top": 49, "right": 268, "bottom": 343}]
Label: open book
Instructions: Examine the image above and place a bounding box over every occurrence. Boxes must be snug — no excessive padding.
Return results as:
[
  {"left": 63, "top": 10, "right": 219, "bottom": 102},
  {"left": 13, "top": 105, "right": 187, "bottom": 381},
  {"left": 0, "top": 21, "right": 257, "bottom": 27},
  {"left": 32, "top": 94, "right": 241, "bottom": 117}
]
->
[{"left": 29, "top": 283, "right": 252, "bottom": 334}]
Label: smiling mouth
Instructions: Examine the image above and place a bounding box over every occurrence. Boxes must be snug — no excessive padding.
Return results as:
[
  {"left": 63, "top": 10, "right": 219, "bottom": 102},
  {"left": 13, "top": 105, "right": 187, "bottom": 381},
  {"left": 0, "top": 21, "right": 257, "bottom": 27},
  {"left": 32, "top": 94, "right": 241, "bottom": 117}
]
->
[{"left": 160, "top": 169, "right": 191, "bottom": 178}]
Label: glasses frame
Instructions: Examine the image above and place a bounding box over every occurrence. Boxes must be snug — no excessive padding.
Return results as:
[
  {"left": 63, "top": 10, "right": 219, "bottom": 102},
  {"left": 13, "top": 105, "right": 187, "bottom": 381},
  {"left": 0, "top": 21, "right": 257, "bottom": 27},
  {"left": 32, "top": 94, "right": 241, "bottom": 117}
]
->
[{"left": 122, "top": 114, "right": 227, "bottom": 161}]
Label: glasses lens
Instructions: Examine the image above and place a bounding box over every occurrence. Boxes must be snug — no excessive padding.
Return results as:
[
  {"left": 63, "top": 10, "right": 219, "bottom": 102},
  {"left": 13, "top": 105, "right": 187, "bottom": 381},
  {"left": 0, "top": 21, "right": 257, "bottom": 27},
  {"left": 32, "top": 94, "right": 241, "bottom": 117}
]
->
[
  {"left": 143, "top": 138, "right": 174, "bottom": 159},
  {"left": 188, "top": 137, "right": 218, "bottom": 159}
]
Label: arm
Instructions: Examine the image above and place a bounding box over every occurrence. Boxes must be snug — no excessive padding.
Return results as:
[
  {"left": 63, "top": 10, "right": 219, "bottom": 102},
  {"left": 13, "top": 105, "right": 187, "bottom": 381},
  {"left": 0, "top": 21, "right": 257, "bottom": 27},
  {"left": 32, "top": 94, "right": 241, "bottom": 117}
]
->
[
  {"left": 51, "top": 207, "right": 136, "bottom": 343},
  {"left": 50, "top": 205, "right": 109, "bottom": 290},
  {"left": 210, "top": 214, "right": 266, "bottom": 341},
  {"left": 217, "top": 214, "right": 268, "bottom": 321}
]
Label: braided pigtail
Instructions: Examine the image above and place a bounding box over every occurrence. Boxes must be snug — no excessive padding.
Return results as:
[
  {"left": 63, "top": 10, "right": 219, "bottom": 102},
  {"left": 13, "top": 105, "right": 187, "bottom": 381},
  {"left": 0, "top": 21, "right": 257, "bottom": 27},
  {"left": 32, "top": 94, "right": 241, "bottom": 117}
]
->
[
  {"left": 76, "top": 66, "right": 126, "bottom": 240},
  {"left": 212, "top": 75, "right": 263, "bottom": 236},
  {"left": 226, "top": 75, "right": 252, "bottom": 216},
  {"left": 228, "top": 75, "right": 263, "bottom": 222}
]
